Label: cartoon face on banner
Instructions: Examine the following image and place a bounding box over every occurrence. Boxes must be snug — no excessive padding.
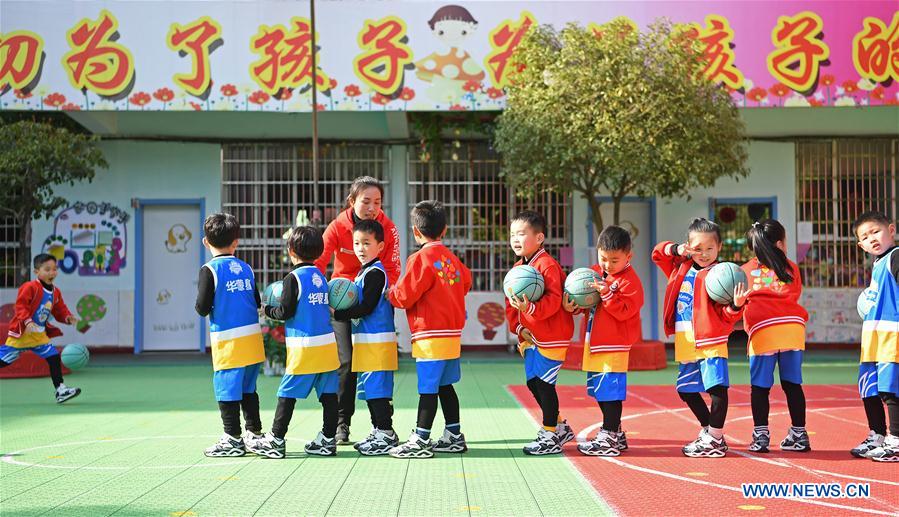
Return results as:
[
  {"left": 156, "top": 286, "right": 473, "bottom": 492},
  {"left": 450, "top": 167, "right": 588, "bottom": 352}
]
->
[{"left": 42, "top": 202, "right": 129, "bottom": 277}]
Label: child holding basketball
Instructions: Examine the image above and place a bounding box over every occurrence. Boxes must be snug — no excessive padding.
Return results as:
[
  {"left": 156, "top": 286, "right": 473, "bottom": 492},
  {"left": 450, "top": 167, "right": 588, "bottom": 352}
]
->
[
  {"left": 254, "top": 226, "right": 341, "bottom": 458},
  {"left": 506, "top": 210, "right": 575, "bottom": 455},
  {"left": 387, "top": 200, "right": 472, "bottom": 458},
  {"left": 851, "top": 211, "right": 899, "bottom": 462},
  {"left": 195, "top": 213, "right": 266, "bottom": 457},
  {"left": 736, "top": 220, "right": 810, "bottom": 453},
  {"left": 1, "top": 254, "right": 80, "bottom": 403},
  {"left": 333, "top": 219, "right": 399, "bottom": 455},
  {"left": 563, "top": 226, "right": 644, "bottom": 457},
  {"left": 652, "top": 218, "right": 745, "bottom": 458}
]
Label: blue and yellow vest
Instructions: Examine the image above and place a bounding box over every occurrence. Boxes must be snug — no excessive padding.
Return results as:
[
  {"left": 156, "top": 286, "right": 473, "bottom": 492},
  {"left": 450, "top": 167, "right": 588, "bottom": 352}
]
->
[
  {"left": 6, "top": 287, "right": 53, "bottom": 348},
  {"left": 205, "top": 256, "right": 265, "bottom": 371},
  {"left": 351, "top": 261, "right": 398, "bottom": 372},
  {"left": 284, "top": 266, "right": 340, "bottom": 375},
  {"left": 861, "top": 247, "right": 899, "bottom": 364},
  {"left": 674, "top": 267, "right": 727, "bottom": 362}
]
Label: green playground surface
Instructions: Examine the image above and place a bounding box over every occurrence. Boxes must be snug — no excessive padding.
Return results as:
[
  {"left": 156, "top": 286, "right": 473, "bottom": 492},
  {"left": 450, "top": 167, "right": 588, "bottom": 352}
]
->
[{"left": 0, "top": 351, "right": 856, "bottom": 517}]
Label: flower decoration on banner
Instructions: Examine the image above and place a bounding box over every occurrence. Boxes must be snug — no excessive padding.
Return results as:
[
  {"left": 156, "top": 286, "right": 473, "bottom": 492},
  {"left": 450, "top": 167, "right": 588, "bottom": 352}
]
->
[
  {"left": 871, "top": 86, "right": 886, "bottom": 102},
  {"left": 221, "top": 84, "right": 238, "bottom": 97},
  {"left": 820, "top": 74, "right": 835, "bottom": 87},
  {"left": 61, "top": 103, "right": 81, "bottom": 111},
  {"left": 449, "top": 104, "right": 467, "bottom": 111},
  {"left": 463, "top": 80, "right": 482, "bottom": 93},
  {"left": 344, "top": 84, "right": 361, "bottom": 97},
  {"left": 808, "top": 97, "right": 824, "bottom": 107},
  {"left": 842, "top": 80, "right": 859, "bottom": 94},
  {"left": 189, "top": 101, "right": 203, "bottom": 111},
  {"left": 248, "top": 90, "right": 270, "bottom": 105},
  {"left": 372, "top": 93, "right": 391, "bottom": 106},
  {"left": 43, "top": 93, "right": 66, "bottom": 108},
  {"left": 400, "top": 87, "right": 415, "bottom": 101},
  {"left": 315, "top": 103, "right": 326, "bottom": 111},
  {"left": 747, "top": 87, "right": 768, "bottom": 105},
  {"left": 275, "top": 88, "right": 293, "bottom": 101},
  {"left": 129, "top": 92, "right": 151, "bottom": 107},
  {"left": 153, "top": 88, "right": 174, "bottom": 103},
  {"left": 769, "top": 83, "right": 790, "bottom": 101},
  {"left": 486, "top": 87, "right": 505, "bottom": 99},
  {"left": 14, "top": 90, "right": 32, "bottom": 100},
  {"left": 718, "top": 206, "right": 737, "bottom": 224},
  {"left": 329, "top": 78, "right": 338, "bottom": 91}
]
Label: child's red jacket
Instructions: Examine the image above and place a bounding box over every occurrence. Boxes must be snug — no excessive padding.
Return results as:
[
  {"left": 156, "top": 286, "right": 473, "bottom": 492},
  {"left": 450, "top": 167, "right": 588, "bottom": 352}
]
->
[{"left": 6, "top": 280, "right": 72, "bottom": 339}]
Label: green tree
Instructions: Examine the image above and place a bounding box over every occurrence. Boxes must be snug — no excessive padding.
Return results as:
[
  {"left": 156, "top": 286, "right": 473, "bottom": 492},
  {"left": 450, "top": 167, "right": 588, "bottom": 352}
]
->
[
  {"left": 0, "top": 121, "right": 108, "bottom": 284},
  {"left": 493, "top": 19, "right": 749, "bottom": 233}
]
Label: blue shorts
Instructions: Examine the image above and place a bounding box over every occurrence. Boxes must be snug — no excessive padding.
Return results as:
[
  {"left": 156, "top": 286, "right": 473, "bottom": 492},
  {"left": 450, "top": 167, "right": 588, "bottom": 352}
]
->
[
  {"left": 676, "top": 357, "right": 729, "bottom": 393},
  {"left": 357, "top": 370, "right": 394, "bottom": 400},
  {"left": 524, "top": 348, "right": 563, "bottom": 385},
  {"left": 278, "top": 370, "right": 339, "bottom": 400},
  {"left": 416, "top": 358, "right": 461, "bottom": 394},
  {"left": 0, "top": 344, "right": 58, "bottom": 363},
  {"left": 858, "top": 362, "right": 899, "bottom": 398},
  {"left": 749, "top": 350, "right": 803, "bottom": 388},
  {"left": 586, "top": 372, "right": 627, "bottom": 402},
  {"left": 213, "top": 362, "right": 262, "bottom": 402}
]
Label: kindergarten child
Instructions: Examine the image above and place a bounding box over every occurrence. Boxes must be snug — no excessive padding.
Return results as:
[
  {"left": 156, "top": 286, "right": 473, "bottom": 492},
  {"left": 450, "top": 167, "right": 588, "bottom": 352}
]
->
[
  {"left": 652, "top": 218, "right": 745, "bottom": 458},
  {"left": 851, "top": 211, "right": 899, "bottom": 462},
  {"left": 564, "top": 226, "right": 644, "bottom": 457},
  {"left": 195, "top": 213, "right": 266, "bottom": 457},
  {"left": 506, "top": 210, "right": 575, "bottom": 455},
  {"left": 387, "top": 200, "right": 472, "bottom": 458},
  {"left": 736, "top": 219, "right": 810, "bottom": 453},
  {"left": 255, "top": 226, "right": 341, "bottom": 458},
  {"left": 1, "top": 253, "right": 81, "bottom": 403},
  {"left": 333, "top": 219, "right": 400, "bottom": 455}
]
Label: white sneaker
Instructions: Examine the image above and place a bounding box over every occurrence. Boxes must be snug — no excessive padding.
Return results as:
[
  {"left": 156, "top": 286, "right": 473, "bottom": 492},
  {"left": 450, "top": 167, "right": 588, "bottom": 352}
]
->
[
  {"left": 555, "top": 420, "right": 575, "bottom": 446},
  {"left": 389, "top": 431, "right": 434, "bottom": 458},
  {"left": 851, "top": 430, "right": 885, "bottom": 458},
  {"left": 868, "top": 434, "right": 899, "bottom": 463},
  {"left": 433, "top": 429, "right": 467, "bottom": 453},
  {"left": 357, "top": 429, "right": 399, "bottom": 456},
  {"left": 523, "top": 428, "right": 562, "bottom": 455},
  {"left": 55, "top": 384, "right": 81, "bottom": 404},
  {"left": 578, "top": 429, "right": 620, "bottom": 456},
  {"left": 204, "top": 433, "right": 246, "bottom": 457},
  {"left": 253, "top": 432, "right": 286, "bottom": 459},
  {"left": 244, "top": 431, "right": 265, "bottom": 455},
  {"left": 304, "top": 431, "right": 337, "bottom": 456}
]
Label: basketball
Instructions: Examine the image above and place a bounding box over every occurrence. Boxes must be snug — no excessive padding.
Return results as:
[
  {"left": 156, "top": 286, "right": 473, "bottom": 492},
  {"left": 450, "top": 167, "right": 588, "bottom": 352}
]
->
[
  {"left": 503, "top": 265, "right": 545, "bottom": 302},
  {"left": 328, "top": 278, "right": 359, "bottom": 310},
  {"left": 704, "top": 262, "right": 748, "bottom": 305},
  {"left": 564, "top": 268, "right": 602, "bottom": 308},
  {"left": 263, "top": 280, "right": 284, "bottom": 308},
  {"left": 857, "top": 289, "right": 876, "bottom": 320},
  {"left": 61, "top": 343, "right": 89, "bottom": 370}
]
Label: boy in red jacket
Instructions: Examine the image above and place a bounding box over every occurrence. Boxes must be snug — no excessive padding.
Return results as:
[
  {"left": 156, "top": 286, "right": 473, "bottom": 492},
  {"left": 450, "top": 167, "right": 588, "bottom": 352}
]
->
[
  {"left": 506, "top": 211, "right": 575, "bottom": 455},
  {"left": 564, "top": 226, "right": 644, "bottom": 456},
  {"left": 1, "top": 254, "right": 80, "bottom": 403},
  {"left": 387, "top": 200, "right": 472, "bottom": 458}
]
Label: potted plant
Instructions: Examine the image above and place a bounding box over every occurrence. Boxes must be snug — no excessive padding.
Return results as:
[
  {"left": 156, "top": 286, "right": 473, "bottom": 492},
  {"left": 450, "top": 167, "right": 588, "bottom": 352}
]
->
[{"left": 261, "top": 319, "right": 286, "bottom": 376}]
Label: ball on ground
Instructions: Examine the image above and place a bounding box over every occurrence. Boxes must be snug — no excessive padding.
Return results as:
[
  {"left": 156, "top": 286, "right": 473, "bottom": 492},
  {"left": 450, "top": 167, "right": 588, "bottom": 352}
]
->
[{"left": 61, "top": 343, "right": 89, "bottom": 370}]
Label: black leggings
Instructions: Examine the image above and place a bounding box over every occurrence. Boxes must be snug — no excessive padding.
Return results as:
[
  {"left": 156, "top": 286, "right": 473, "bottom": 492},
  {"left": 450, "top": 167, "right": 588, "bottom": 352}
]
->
[
  {"left": 599, "top": 401, "right": 622, "bottom": 432},
  {"left": 416, "top": 385, "right": 461, "bottom": 431},
  {"left": 881, "top": 392, "right": 899, "bottom": 437},
  {"left": 526, "top": 377, "right": 559, "bottom": 428},
  {"left": 751, "top": 381, "right": 806, "bottom": 428},
  {"left": 367, "top": 398, "right": 394, "bottom": 431},
  {"left": 679, "top": 386, "right": 728, "bottom": 429},
  {"left": 271, "top": 394, "right": 338, "bottom": 439}
]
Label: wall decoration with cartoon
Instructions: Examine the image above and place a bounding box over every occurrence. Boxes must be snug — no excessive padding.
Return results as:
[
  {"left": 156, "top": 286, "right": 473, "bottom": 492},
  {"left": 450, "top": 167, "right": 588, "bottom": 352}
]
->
[
  {"left": 415, "top": 5, "right": 486, "bottom": 104},
  {"left": 42, "top": 202, "right": 129, "bottom": 277}
]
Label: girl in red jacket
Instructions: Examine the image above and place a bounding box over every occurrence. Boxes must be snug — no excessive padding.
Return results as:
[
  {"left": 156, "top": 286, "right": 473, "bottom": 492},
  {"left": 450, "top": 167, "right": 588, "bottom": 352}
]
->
[
  {"left": 734, "top": 219, "right": 810, "bottom": 453},
  {"left": 314, "top": 176, "right": 402, "bottom": 444},
  {"left": 653, "top": 218, "right": 746, "bottom": 458}
]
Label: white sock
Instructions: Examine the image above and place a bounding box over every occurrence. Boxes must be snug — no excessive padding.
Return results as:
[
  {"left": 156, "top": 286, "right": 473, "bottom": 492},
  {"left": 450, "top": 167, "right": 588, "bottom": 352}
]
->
[{"left": 708, "top": 427, "right": 724, "bottom": 439}]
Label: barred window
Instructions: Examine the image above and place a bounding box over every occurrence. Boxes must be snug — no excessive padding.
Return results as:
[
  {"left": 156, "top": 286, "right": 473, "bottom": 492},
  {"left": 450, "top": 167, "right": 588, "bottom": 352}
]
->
[
  {"left": 796, "top": 139, "right": 898, "bottom": 288},
  {"left": 1, "top": 213, "right": 21, "bottom": 288},
  {"left": 407, "top": 141, "right": 572, "bottom": 291},
  {"left": 222, "top": 143, "right": 390, "bottom": 287},
  {"left": 710, "top": 199, "right": 775, "bottom": 263}
]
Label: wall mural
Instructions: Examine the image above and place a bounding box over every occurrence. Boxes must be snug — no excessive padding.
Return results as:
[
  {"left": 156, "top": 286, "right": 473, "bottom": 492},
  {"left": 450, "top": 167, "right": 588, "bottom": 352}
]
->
[{"left": 41, "top": 202, "right": 129, "bottom": 277}]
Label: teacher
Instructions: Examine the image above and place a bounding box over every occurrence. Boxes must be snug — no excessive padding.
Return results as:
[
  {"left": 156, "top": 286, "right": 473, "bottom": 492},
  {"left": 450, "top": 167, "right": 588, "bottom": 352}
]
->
[{"left": 315, "top": 176, "right": 402, "bottom": 445}]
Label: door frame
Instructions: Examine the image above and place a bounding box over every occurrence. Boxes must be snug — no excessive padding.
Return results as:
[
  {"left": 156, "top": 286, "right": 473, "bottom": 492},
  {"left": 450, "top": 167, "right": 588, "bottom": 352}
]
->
[
  {"left": 586, "top": 196, "right": 659, "bottom": 340},
  {"left": 133, "top": 198, "right": 206, "bottom": 354}
]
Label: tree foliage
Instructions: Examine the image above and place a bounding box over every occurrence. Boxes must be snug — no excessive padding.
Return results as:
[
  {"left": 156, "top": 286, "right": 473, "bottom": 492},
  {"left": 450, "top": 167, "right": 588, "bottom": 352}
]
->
[
  {"left": 0, "top": 121, "right": 108, "bottom": 284},
  {"left": 493, "top": 19, "right": 749, "bottom": 232}
]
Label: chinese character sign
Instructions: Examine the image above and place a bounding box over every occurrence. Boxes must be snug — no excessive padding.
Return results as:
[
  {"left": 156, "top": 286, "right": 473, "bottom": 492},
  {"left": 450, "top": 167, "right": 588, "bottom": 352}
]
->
[
  {"left": 353, "top": 16, "right": 413, "bottom": 96},
  {"left": 485, "top": 11, "right": 536, "bottom": 89},
  {"left": 0, "top": 30, "right": 44, "bottom": 91},
  {"left": 767, "top": 11, "right": 830, "bottom": 93},
  {"left": 62, "top": 9, "right": 135, "bottom": 98},
  {"left": 167, "top": 17, "right": 222, "bottom": 98},
  {"left": 852, "top": 13, "right": 899, "bottom": 84},
  {"left": 249, "top": 17, "right": 330, "bottom": 96}
]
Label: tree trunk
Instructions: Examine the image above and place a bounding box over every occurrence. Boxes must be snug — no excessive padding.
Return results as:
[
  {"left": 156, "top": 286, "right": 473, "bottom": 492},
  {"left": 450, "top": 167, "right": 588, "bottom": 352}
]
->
[
  {"left": 15, "top": 215, "right": 31, "bottom": 286},
  {"left": 584, "top": 191, "right": 604, "bottom": 240},
  {"left": 613, "top": 195, "right": 622, "bottom": 226}
]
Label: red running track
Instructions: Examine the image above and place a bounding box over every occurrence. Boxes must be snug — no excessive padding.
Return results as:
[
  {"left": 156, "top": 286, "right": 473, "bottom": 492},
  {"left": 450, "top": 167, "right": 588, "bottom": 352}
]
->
[{"left": 509, "top": 384, "right": 899, "bottom": 516}]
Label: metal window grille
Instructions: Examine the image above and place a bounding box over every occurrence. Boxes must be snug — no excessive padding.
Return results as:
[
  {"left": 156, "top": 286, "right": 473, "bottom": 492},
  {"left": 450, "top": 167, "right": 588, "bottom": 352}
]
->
[
  {"left": 0, "top": 213, "right": 21, "bottom": 288},
  {"left": 407, "top": 141, "right": 572, "bottom": 291},
  {"left": 710, "top": 200, "right": 774, "bottom": 263},
  {"left": 222, "top": 143, "right": 389, "bottom": 287},
  {"left": 796, "top": 139, "right": 898, "bottom": 288}
]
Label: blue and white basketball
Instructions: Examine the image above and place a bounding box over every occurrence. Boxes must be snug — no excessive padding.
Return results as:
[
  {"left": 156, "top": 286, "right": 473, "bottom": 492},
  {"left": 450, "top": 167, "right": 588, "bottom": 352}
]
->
[
  {"left": 564, "top": 268, "right": 602, "bottom": 308},
  {"left": 328, "top": 278, "right": 359, "bottom": 310},
  {"left": 263, "top": 280, "right": 284, "bottom": 309},
  {"left": 61, "top": 343, "right": 89, "bottom": 370},
  {"left": 704, "top": 262, "right": 747, "bottom": 305},
  {"left": 503, "top": 265, "right": 545, "bottom": 302}
]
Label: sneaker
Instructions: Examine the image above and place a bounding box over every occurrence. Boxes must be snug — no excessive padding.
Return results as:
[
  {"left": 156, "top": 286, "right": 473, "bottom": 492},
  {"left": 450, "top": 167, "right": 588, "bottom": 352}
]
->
[
  {"left": 682, "top": 430, "right": 726, "bottom": 458},
  {"left": 204, "top": 433, "right": 246, "bottom": 457},
  {"left": 616, "top": 430, "right": 628, "bottom": 451},
  {"left": 389, "top": 431, "right": 434, "bottom": 458},
  {"left": 353, "top": 428, "right": 378, "bottom": 451},
  {"left": 335, "top": 423, "right": 351, "bottom": 445},
  {"left": 55, "top": 384, "right": 81, "bottom": 404},
  {"left": 523, "top": 429, "right": 563, "bottom": 456},
  {"left": 869, "top": 435, "right": 899, "bottom": 463},
  {"left": 357, "top": 429, "right": 399, "bottom": 456},
  {"left": 780, "top": 428, "right": 811, "bottom": 452},
  {"left": 244, "top": 431, "right": 265, "bottom": 455},
  {"left": 578, "top": 430, "right": 620, "bottom": 457},
  {"left": 850, "top": 430, "right": 885, "bottom": 458},
  {"left": 304, "top": 432, "right": 337, "bottom": 456},
  {"left": 253, "top": 432, "right": 286, "bottom": 459},
  {"left": 433, "top": 429, "right": 467, "bottom": 453},
  {"left": 555, "top": 420, "right": 575, "bottom": 446},
  {"left": 748, "top": 431, "right": 770, "bottom": 453}
]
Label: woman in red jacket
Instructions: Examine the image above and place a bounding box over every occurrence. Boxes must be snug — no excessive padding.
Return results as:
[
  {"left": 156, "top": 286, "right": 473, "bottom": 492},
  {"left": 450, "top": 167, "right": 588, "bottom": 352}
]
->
[
  {"left": 315, "top": 176, "right": 402, "bottom": 444},
  {"left": 735, "top": 219, "right": 810, "bottom": 453}
]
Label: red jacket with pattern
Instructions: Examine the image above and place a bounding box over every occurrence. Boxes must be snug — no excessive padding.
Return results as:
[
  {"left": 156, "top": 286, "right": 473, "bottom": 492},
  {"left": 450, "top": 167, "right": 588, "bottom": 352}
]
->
[
  {"left": 584, "top": 264, "right": 644, "bottom": 353},
  {"left": 652, "top": 241, "right": 742, "bottom": 348},
  {"left": 505, "top": 248, "right": 575, "bottom": 351},
  {"left": 6, "top": 280, "right": 72, "bottom": 339},
  {"left": 315, "top": 208, "right": 402, "bottom": 285},
  {"left": 740, "top": 257, "right": 808, "bottom": 339}
]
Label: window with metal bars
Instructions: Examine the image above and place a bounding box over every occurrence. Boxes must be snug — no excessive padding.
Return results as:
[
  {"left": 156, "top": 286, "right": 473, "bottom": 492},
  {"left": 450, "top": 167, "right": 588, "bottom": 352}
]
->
[
  {"left": 796, "top": 139, "right": 898, "bottom": 288},
  {"left": 407, "top": 141, "right": 572, "bottom": 291},
  {"left": 1, "top": 213, "right": 21, "bottom": 287},
  {"left": 222, "top": 143, "right": 390, "bottom": 288}
]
